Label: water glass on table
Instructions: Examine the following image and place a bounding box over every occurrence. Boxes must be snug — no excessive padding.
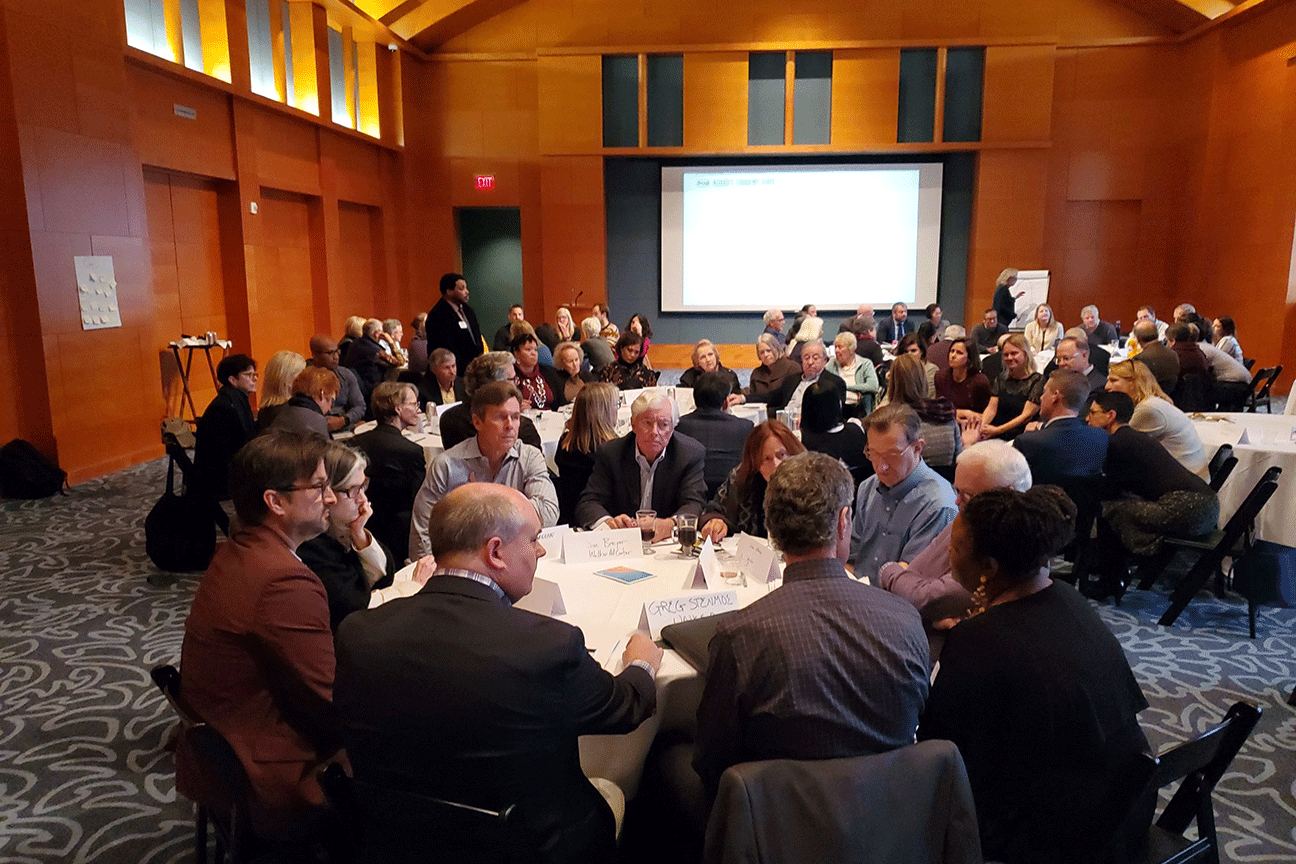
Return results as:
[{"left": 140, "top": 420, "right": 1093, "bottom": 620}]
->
[{"left": 635, "top": 509, "right": 657, "bottom": 555}]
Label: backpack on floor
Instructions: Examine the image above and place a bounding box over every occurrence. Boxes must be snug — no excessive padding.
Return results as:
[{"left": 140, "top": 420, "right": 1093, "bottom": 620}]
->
[
  {"left": 145, "top": 453, "right": 216, "bottom": 573},
  {"left": 0, "top": 438, "right": 68, "bottom": 499}
]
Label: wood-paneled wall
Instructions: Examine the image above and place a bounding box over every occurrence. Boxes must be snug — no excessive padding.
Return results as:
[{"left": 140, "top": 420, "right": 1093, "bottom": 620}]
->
[{"left": 0, "top": 0, "right": 406, "bottom": 484}]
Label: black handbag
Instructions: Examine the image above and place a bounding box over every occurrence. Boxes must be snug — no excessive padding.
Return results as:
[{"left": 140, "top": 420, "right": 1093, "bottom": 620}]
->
[{"left": 145, "top": 454, "right": 216, "bottom": 573}]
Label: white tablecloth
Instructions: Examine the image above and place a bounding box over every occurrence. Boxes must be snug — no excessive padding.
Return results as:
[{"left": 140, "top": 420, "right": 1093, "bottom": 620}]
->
[
  {"left": 1191, "top": 413, "right": 1296, "bottom": 546},
  {"left": 396, "top": 540, "right": 782, "bottom": 798}
]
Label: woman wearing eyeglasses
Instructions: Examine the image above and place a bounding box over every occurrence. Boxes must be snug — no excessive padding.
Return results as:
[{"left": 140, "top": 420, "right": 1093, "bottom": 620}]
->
[{"left": 298, "top": 442, "right": 429, "bottom": 630}]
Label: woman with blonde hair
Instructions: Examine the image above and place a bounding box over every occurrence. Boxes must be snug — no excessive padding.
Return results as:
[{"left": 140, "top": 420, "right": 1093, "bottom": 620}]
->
[
  {"left": 1023, "top": 304, "right": 1064, "bottom": 353},
  {"left": 554, "top": 383, "right": 619, "bottom": 525},
  {"left": 679, "top": 339, "right": 740, "bottom": 398},
  {"left": 1106, "top": 359, "right": 1209, "bottom": 476},
  {"left": 554, "top": 307, "right": 576, "bottom": 342},
  {"left": 980, "top": 333, "right": 1042, "bottom": 441},
  {"left": 786, "top": 313, "right": 824, "bottom": 364},
  {"left": 255, "top": 350, "right": 307, "bottom": 431},
  {"left": 993, "top": 267, "right": 1023, "bottom": 329}
]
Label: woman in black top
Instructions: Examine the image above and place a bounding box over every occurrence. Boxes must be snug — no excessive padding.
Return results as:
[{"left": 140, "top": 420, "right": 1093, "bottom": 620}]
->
[
  {"left": 980, "top": 333, "right": 1043, "bottom": 441},
  {"left": 298, "top": 443, "right": 402, "bottom": 630},
  {"left": 749, "top": 334, "right": 801, "bottom": 398},
  {"left": 269, "top": 366, "right": 337, "bottom": 439},
  {"left": 599, "top": 331, "right": 659, "bottom": 390},
  {"left": 678, "top": 339, "right": 741, "bottom": 398},
  {"left": 798, "top": 380, "right": 870, "bottom": 486},
  {"left": 919, "top": 487, "right": 1150, "bottom": 864},
  {"left": 553, "top": 383, "right": 619, "bottom": 526},
  {"left": 700, "top": 420, "right": 805, "bottom": 542}
]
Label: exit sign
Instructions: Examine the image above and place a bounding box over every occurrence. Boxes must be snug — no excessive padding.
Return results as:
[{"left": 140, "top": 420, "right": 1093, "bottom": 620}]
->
[{"left": 475, "top": 175, "right": 495, "bottom": 191}]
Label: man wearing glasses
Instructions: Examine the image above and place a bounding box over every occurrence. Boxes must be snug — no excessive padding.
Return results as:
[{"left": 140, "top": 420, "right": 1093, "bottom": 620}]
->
[
  {"left": 178, "top": 430, "right": 340, "bottom": 839},
  {"left": 848, "top": 404, "right": 957, "bottom": 582},
  {"left": 310, "top": 333, "right": 365, "bottom": 432}
]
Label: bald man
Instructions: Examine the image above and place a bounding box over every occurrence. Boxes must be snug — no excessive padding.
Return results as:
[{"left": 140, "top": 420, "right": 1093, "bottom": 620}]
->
[{"left": 310, "top": 334, "right": 365, "bottom": 431}]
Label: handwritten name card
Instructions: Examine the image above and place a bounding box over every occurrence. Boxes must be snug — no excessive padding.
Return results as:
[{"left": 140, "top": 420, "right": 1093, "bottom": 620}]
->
[
  {"left": 637, "top": 590, "right": 739, "bottom": 639},
  {"left": 735, "top": 533, "right": 781, "bottom": 585},
  {"left": 563, "top": 527, "right": 642, "bottom": 565},
  {"left": 538, "top": 524, "right": 572, "bottom": 561}
]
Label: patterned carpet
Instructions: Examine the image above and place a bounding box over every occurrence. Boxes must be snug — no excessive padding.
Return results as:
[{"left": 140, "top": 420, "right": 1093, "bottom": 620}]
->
[{"left": 1, "top": 457, "right": 1293, "bottom": 863}]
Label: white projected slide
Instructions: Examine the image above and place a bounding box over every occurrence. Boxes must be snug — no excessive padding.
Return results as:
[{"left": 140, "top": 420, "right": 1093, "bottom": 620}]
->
[{"left": 661, "top": 163, "right": 943, "bottom": 312}]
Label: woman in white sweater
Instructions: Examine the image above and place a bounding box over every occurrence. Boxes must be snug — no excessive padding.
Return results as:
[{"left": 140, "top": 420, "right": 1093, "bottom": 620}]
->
[{"left": 1106, "top": 359, "right": 1209, "bottom": 477}]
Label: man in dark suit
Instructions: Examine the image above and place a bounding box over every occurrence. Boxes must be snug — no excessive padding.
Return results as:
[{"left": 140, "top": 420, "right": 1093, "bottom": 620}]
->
[
  {"left": 576, "top": 390, "right": 708, "bottom": 536},
  {"left": 694, "top": 452, "right": 929, "bottom": 803},
  {"left": 1047, "top": 335, "right": 1108, "bottom": 394},
  {"left": 1013, "top": 370, "right": 1108, "bottom": 487},
  {"left": 426, "top": 272, "right": 485, "bottom": 371},
  {"left": 178, "top": 431, "right": 339, "bottom": 836},
  {"left": 492, "top": 303, "right": 525, "bottom": 350},
  {"left": 874, "top": 302, "right": 909, "bottom": 344},
  {"left": 334, "top": 483, "right": 662, "bottom": 864},
  {"left": 349, "top": 382, "right": 427, "bottom": 564},
  {"left": 419, "top": 347, "right": 468, "bottom": 407},
  {"left": 1131, "top": 320, "right": 1179, "bottom": 394},
  {"left": 745, "top": 339, "right": 847, "bottom": 415},
  {"left": 342, "top": 318, "right": 389, "bottom": 406},
  {"left": 676, "top": 371, "right": 754, "bottom": 500}
]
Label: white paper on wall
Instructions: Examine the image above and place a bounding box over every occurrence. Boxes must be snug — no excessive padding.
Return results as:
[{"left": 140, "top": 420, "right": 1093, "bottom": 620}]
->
[{"left": 74, "top": 256, "right": 121, "bottom": 330}]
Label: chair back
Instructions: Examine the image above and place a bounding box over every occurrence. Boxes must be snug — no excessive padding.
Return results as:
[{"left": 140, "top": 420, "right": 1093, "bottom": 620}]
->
[
  {"left": 1141, "top": 701, "right": 1262, "bottom": 860},
  {"left": 703, "top": 740, "right": 982, "bottom": 864},
  {"left": 1217, "top": 467, "right": 1281, "bottom": 554},
  {"left": 1246, "top": 366, "right": 1282, "bottom": 412},
  {"left": 1173, "top": 371, "right": 1213, "bottom": 413},
  {"left": 1207, "top": 444, "right": 1237, "bottom": 492},
  {"left": 319, "top": 764, "right": 539, "bottom": 864}
]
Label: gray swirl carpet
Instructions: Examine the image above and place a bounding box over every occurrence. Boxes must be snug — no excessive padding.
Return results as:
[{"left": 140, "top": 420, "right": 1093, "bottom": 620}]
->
[{"left": 1, "top": 458, "right": 1293, "bottom": 862}]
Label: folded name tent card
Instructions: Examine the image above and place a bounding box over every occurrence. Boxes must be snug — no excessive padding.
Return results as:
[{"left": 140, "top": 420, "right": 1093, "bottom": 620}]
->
[
  {"left": 637, "top": 589, "right": 740, "bottom": 640},
  {"left": 683, "top": 537, "right": 721, "bottom": 590},
  {"left": 735, "top": 533, "right": 781, "bottom": 584},
  {"left": 514, "top": 577, "right": 566, "bottom": 617},
  {"left": 564, "top": 527, "right": 642, "bottom": 565},
  {"left": 538, "top": 524, "right": 572, "bottom": 560},
  {"left": 595, "top": 565, "right": 655, "bottom": 585}
]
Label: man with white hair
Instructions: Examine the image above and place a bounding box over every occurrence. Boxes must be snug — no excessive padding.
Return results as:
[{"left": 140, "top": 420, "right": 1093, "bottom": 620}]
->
[
  {"left": 576, "top": 390, "right": 707, "bottom": 539},
  {"left": 877, "top": 440, "right": 1032, "bottom": 643},
  {"left": 762, "top": 309, "right": 786, "bottom": 347},
  {"left": 580, "top": 316, "right": 615, "bottom": 372},
  {"left": 746, "top": 339, "right": 846, "bottom": 415},
  {"left": 1080, "top": 304, "right": 1118, "bottom": 346}
]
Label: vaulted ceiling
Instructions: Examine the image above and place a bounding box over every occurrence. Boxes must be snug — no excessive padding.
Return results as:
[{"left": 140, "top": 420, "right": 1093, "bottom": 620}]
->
[{"left": 348, "top": 0, "right": 1258, "bottom": 51}]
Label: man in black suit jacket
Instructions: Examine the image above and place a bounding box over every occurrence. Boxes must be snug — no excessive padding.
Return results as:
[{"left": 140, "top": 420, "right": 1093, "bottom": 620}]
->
[
  {"left": 874, "top": 302, "right": 909, "bottom": 344},
  {"left": 1043, "top": 335, "right": 1109, "bottom": 394},
  {"left": 349, "top": 382, "right": 427, "bottom": 563},
  {"left": 343, "top": 319, "right": 389, "bottom": 406},
  {"left": 676, "top": 371, "right": 755, "bottom": 501},
  {"left": 334, "top": 484, "right": 661, "bottom": 864},
  {"left": 745, "top": 339, "right": 847, "bottom": 415},
  {"left": 426, "top": 272, "right": 485, "bottom": 371},
  {"left": 419, "top": 347, "right": 469, "bottom": 407},
  {"left": 576, "top": 391, "right": 708, "bottom": 535},
  {"left": 1013, "top": 370, "right": 1108, "bottom": 487}
]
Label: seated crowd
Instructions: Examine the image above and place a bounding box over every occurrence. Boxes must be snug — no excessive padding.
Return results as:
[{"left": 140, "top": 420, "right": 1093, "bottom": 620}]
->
[{"left": 179, "top": 281, "right": 1253, "bottom": 864}]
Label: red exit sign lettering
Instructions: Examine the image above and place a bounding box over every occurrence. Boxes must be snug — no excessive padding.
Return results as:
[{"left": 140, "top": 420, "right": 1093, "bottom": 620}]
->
[{"left": 475, "top": 175, "right": 495, "bottom": 190}]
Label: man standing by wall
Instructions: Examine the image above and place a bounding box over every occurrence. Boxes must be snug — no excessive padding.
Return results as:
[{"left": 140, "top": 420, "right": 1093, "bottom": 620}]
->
[{"left": 427, "top": 272, "right": 485, "bottom": 371}]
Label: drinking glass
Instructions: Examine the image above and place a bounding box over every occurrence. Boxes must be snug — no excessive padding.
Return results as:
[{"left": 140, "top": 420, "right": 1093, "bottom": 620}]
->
[
  {"left": 635, "top": 509, "right": 657, "bottom": 555},
  {"left": 673, "top": 514, "right": 699, "bottom": 556}
]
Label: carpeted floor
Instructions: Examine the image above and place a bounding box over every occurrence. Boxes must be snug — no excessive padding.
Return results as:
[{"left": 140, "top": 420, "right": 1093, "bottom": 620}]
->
[{"left": 1, "top": 456, "right": 1293, "bottom": 863}]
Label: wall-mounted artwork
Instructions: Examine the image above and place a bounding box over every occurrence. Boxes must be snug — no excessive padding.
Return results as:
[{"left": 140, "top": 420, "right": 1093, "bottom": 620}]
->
[{"left": 75, "top": 256, "right": 121, "bottom": 330}]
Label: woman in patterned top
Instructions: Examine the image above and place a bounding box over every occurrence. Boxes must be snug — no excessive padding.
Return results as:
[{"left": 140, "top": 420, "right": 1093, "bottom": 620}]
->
[
  {"left": 700, "top": 420, "right": 805, "bottom": 542},
  {"left": 599, "top": 330, "right": 659, "bottom": 390}
]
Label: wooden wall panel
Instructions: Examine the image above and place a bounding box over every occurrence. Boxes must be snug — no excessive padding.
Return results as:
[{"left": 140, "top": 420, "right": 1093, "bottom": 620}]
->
[
  {"left": 538, "top": 156, "right": 605, "bottom": 317},
  {"left": 537, "top": 55, "right": 600, "bottom": 154},
  {"left": 254, "top": 106, "right": 322, "bottom": 195},
  {"left": 250, "top": 189, "right": 318, "bottom": 357},
  {"left": 830, "top": 49, "right": 900, "bottom": 148},
  {"left": 966, "top": 149, "right": 1049, "bottom": 326},
  {"left": 335, "top": 201, "right": 379, "bottom": 331},
  {"left": 683, "top": 52, "right": 747, "bottom": 152},
  {"left": 982, "top": 45, "right": 1056, "bottom": 143},
  {"left": 127, "top": 63, "right": 236, "bottom": 180}
]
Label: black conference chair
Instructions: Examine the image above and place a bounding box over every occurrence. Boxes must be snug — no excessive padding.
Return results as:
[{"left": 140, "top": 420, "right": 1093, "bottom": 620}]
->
[
  {"left": 1138, "top": 467, "right": 1282, "bottom": 629},
  {"left": 1206, "top": 444, "right": 1237, "bottom": 492},
  {"left": 1244, "top": 365, "right": 1282, "bottom": 413},
  {"left": 151, "top": 665, "right": 259, "bottom": 864},
  {"left": 1126, "top": 701, "right": 1263, "bottom": 864},
  {"left": 1172, "top": 371, "right": 1213, "bottom": 413},
  {"left": 1242, "top": 357, "right": 1256, "bottom": 372},
  {"left": 319, "top": 763, "right": 540, "bottom": 864}
]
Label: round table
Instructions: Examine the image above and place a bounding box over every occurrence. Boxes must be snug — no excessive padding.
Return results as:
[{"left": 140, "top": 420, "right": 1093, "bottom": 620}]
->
[{"left": 1192, "top": 412, "right": 1296, "bottom": 546}]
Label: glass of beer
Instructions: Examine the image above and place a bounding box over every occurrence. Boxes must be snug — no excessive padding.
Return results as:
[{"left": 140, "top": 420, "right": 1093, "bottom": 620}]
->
[
  {"left": 673, "top": 514, "right": 699, "bottom": 556},
  {"left": 635, "top": 509, "right": 657, "bottom": 555}
]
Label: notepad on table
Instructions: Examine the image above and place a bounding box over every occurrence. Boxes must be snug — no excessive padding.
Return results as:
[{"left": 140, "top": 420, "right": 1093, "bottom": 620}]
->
[{"left": 595, "top": 566, "right": 655, "bottom": 584}]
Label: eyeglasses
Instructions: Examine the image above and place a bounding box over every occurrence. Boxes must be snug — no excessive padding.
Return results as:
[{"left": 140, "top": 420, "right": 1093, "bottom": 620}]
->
[
  {"left": 864, "top": 442, "right": 917, "bottom": 464},
  {"left": 277, "top": 477, "right": 329, "bottom": 497},
  {"left": 336, "top": 479, "right": 369, "bottom": 500}
]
